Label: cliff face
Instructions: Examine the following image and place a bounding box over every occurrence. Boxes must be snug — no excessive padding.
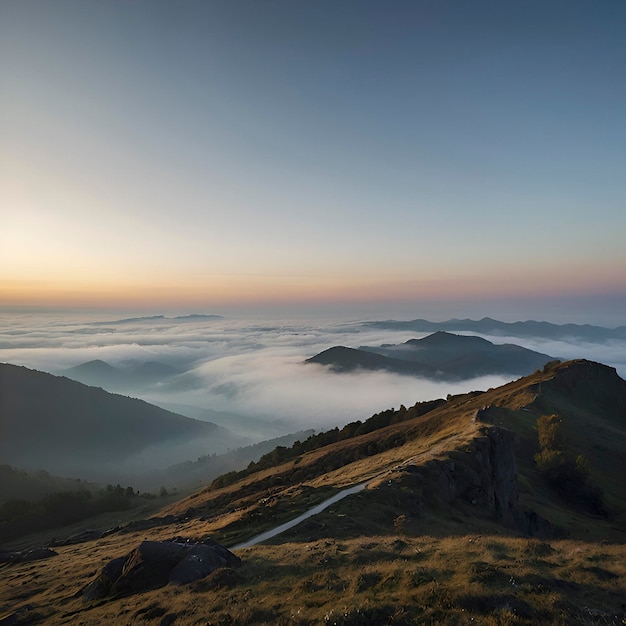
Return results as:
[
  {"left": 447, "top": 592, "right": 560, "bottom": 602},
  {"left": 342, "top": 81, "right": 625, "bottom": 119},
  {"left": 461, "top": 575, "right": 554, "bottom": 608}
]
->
[{"left": 385, "top": 427, "right": 523, "bottom": 530}]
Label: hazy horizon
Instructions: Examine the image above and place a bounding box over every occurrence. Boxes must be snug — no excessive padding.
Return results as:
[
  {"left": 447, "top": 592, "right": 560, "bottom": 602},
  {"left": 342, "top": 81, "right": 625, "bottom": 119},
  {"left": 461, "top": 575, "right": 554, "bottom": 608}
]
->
[
  {"left": 3, "top": 310, "right": 625, "bottom": 425},
  {"left": 2, "top": 292, "right": 626, "bottom": 327}
]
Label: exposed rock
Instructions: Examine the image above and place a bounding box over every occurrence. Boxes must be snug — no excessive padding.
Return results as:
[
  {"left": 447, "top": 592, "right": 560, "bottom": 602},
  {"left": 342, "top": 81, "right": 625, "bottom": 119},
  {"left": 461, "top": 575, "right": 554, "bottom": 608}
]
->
[
  {"left": 169, "top": 542, "right": 234, "bottom": 585},
  {"left": 0, "top": 550, "right": 19, "bottom": 564},
  {"left": 0, "top": 547, "right": 58, "bottom": 565},
  {"left": 82, "top": 556, "right": 126, "bottom": 601},
  {"left": 21, "top": 547, "right": 59, "bottom": 562},
  {"left": 50, "top": 528, "right": 104, "bottom": 546},
  {"left": 389, "top": 426, "right": 534, "bottom": 531},
  {"left": 82, "top": 537, "right": 240, "bottom": 601}
]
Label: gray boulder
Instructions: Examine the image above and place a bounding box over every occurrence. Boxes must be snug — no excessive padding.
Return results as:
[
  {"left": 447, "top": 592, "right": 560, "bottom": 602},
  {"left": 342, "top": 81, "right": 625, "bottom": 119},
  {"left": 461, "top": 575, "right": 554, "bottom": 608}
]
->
[
  {"left": 82, "top": 537, "right": 240, "bottom": 601},
  {"left": 169, "top": 543, "right": 235, "bottom": 585},
  {"left": 0, "top": 547, "right": 57, "bottom": 565}
]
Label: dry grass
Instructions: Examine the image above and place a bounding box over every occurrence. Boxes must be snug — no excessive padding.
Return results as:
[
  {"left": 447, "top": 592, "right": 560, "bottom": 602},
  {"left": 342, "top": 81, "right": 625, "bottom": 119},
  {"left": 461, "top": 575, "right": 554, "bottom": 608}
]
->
[{"left": 2, "top": 532, "right": 625, "bottom": 625}]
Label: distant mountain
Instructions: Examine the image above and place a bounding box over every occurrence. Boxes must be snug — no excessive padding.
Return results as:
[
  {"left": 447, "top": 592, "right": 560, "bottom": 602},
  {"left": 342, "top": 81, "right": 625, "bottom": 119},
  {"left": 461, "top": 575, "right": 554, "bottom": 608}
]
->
[
  {"left": 0, "top": 363, "right": 226, "bottom": 477},
  {"left": 61, "top": 359, "right": 181, "bottom": 392},
  {"left": 128, "top": 361, "right": 181, "bottom": 385},
  {"left": 158, "top": 430, "right": 316, "bottom": 490},
  {"left": 89, "top": 313, "right": 223, "bottom": 326},
  {"left": 156, "top": 402, "right": 290, "bottom": 440},
  {"left": 365, "top": 316, "right": 626, "bottom": 341},
  {"left": 63, "top": 359, "right": 126, "bottom": 389},
  {"left": 91, "top": 315, "right": 166, "bottom": 325},
  {"left": 172, "top": 314, "right": 223, "bottom": 321},
  {"left": 306, "top": 331, "right": 554, "bottom": 379},
  {"left": 306, "top": 346, "right": 439, "bottom": 377}
]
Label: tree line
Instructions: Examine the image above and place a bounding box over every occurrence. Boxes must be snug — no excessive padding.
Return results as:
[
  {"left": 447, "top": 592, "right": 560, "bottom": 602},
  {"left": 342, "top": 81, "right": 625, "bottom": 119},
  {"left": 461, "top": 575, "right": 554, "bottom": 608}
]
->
[
  {"left": 211, "top": 398, "right": 446, "bottom": 490},
  {"left": 0, "top": 483, "right": 139, "bottom": 542}
]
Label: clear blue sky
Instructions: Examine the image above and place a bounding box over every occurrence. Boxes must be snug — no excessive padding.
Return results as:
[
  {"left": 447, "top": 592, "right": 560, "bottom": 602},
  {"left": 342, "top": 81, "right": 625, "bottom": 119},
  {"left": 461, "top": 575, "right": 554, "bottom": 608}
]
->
[{"left": 1, "top": 1, "right": 625, "bottom": 321}]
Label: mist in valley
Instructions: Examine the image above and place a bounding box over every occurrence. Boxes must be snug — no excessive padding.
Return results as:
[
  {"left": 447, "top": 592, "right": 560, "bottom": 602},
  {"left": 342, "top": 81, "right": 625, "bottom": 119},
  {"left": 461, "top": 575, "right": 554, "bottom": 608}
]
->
[{"left": 1, "top": 311, "right": 625, "bottom": 488}]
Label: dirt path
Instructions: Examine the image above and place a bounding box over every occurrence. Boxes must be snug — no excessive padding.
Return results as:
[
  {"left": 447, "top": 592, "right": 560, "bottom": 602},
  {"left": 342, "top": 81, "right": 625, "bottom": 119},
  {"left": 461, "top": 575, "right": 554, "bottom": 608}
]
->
[{"left": 232, "top": 482, "right": 368, "bottom": 549}]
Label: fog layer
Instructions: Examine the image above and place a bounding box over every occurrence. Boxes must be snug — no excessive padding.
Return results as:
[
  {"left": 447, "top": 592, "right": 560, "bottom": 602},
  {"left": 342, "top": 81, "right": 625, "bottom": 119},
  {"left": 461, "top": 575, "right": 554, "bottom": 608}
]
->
[{"left": 2, "top": 312, "right": 624, "bottom": 440}]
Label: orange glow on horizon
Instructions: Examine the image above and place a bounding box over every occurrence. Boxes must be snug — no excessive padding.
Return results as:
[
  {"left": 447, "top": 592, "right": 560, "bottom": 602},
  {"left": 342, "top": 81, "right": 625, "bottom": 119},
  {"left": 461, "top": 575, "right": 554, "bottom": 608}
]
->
[{"left": 2, "top": 261, "right": 625, "bottom": 311}]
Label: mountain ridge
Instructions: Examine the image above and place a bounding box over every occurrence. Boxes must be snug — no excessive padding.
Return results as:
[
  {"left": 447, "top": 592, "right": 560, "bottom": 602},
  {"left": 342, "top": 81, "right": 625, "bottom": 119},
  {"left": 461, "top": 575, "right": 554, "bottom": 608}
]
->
[
  {"left": 88, "top": 313, "right": 223, "bottom": 325},
  {"left": 307, "top": 331, "right": 555, "bottom": 379},
  {"left": 365, "top": 316, "right": 626, "bottom": 341}
]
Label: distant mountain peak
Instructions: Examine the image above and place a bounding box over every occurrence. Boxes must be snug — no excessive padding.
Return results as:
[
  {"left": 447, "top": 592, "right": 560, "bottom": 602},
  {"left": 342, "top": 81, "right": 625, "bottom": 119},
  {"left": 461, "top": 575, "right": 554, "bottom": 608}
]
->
[
  {"left": 365, "top": 317, "right": 626, "bottom": 341},
  {"left": 173, "top": 314, "right": 223, "bottom": 320},
  {"left": 407, "top": 331, "right": 491, "bottom": 347},
  {"left": 307, "top": 332, "right": 553, "bottom": 379},
  {"left": 66, "top": 359, "right": 116, "bottom": 373}
]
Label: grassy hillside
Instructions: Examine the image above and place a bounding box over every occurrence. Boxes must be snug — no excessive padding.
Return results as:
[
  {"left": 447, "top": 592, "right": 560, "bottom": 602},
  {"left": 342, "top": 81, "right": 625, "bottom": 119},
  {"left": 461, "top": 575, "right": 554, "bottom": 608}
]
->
[
  {"left": 157, "top": 360, "right": 624, "bottom": 547},
  {"left": 1, "top": 360, "right": 624, "bottom": 625}
]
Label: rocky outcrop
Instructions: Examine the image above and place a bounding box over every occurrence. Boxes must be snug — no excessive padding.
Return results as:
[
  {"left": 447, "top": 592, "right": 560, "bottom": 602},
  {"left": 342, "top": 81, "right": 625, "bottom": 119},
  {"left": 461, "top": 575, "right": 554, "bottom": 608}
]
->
[
  {"left": 0, "top": 546, "right": 58, "bottom": 564},
  {"left": 50, "top": 528, "right": 104, "bottom": 546},
  {"left": 537, "top": 359, "right": 626, "bottom": 417},
  {"left": 82, "top": 537, "right": 241, "bottom": 601},
  {"left": 389, "top": 427, "right": 522, "bottom": 529}
]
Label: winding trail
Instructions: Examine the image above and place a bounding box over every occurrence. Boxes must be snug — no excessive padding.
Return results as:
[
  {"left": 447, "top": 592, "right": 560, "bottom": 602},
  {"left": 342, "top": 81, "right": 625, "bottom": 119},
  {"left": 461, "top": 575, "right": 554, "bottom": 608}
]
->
[
  {"left": 231, "top": 428, "right": 471, "bottom": 550},
  {"left": 232, "top": 482, "right": 367, "bottom": 550}
]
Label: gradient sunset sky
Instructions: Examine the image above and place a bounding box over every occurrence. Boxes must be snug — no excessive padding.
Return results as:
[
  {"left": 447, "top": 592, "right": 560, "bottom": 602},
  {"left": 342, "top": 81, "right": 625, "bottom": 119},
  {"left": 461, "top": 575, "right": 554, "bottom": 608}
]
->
[{"left": 1, "top": 1, "right": 625, "bottom": 321}]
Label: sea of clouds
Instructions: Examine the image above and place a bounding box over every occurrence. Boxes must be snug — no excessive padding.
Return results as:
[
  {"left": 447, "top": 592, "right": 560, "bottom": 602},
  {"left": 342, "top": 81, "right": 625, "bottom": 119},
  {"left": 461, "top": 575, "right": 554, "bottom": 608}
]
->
[{"left": 1, "top": 311, "right": 625, "bottom": 441}]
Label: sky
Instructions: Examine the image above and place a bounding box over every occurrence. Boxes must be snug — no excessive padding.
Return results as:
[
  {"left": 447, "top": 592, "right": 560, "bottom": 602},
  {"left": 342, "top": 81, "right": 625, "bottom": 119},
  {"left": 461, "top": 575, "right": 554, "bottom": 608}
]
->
[{"left": 1, "top": 1, "right": 625, "bottom": 321}]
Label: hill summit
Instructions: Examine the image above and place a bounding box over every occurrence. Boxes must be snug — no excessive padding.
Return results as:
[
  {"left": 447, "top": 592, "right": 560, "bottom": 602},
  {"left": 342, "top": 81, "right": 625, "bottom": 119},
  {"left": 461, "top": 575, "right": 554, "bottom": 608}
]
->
[{"left": 307, "top": 330, "right": 554, "bottom": 379}]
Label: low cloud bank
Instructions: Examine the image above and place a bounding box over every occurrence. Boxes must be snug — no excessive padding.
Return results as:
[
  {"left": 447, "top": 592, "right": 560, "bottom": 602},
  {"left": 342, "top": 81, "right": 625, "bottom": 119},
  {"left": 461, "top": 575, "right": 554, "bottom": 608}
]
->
[
  {"left": 457, "top": 333, "right": 626, "bottom": 378},
  {"left": 149, "top": 351, "right": 511, "bottom": 429},
  {"left": 1, "top": 312, "right": 624, "bottom": 441}
]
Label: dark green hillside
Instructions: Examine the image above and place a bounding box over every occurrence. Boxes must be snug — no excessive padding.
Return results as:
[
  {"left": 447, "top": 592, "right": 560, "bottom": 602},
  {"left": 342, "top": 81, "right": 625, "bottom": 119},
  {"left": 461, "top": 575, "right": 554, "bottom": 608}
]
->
[
  {"left": 0, "top": 363, "right": 220, "bottom": 475},
  {"left": 0, "top": 465, "right": 100, "bottom": 504},
  {"left": 527, "top": 360, "right": 626, "bottom": 515}
]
